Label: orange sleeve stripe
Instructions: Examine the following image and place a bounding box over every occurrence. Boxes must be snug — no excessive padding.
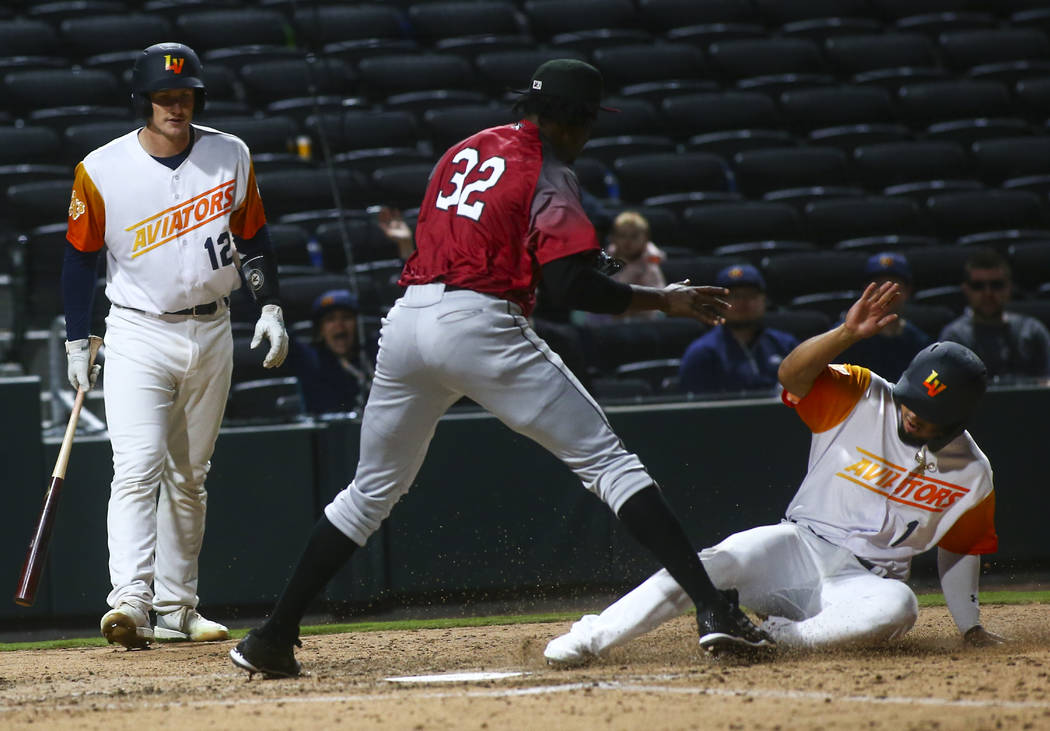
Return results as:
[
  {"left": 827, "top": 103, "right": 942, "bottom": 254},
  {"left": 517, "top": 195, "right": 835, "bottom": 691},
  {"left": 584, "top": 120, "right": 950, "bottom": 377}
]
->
[
  {"left": 939, "top": 492, "right": 998, "bottom": 555},
  {"left": 784, "top": 364, "right": 870, "bottom": 433},
  {"left": 229, "top": 162, "right": 266, "bottom": 239},
  {"left": 65, "top": 163, "right": 106, "bottom": 253}
]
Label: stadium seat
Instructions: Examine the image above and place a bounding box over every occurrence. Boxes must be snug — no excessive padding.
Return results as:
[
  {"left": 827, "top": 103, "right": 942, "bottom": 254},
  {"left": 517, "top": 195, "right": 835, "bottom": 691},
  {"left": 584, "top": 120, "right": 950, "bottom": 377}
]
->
[
  {"left": 334, "top": 148, "right": 433, "bottom": 175},
  {"left": 174, "top": 8, "right": 290, "bottom": 51},
  {"left": 200, "top": 115, "right": 299, "bottom": 155},
  {"left": 1005, "top": 300, "right": 1050, "bottom": 331},
  {"left": 0, "top": 19, "right": 61, "bottom": 57},
  {"left": 895, "top": 79, "right": 1014, "bottom": 128},
  {"left": 307, "top": 109, "right": 420, "bottom": 155},
  {"left": 435, "top": 34, "right": 535, "bottom": 58},
  {"left": 589, "top": 376, "right": 653, "bottom": 400},
  {"left": 911, "top": 284, "right": 966, "bottom": 312},
  {"left": 897, "top": 302, "right": 956, "bottom": 339},
  {"left": 316, "top": 218, "right": 401, "bottom": 270},
  {"left": 807, "top": 123, "right": 913, "bottom": 151},
  {"left": 803, "top": 196, "right": 925, "bottom": 247},
  {"left": 268, "top": 222, "right": 314, "bottom": 270},
  {"left": 823, "top": 33, "right": 938, "bottom": 76},
  {"left": 788, "top": 290, "right": 860, "bottom": 320},
  {"left": 612, "top": 152, "right": 728, "bottom": 204},
  {"left": 523, "top": 0, "right": 638, "bottom": 40},
  {"left": 351, "top": 258, "right": 406, "bottom": 313},
  {"left": 686, "top": 129, "right": 797, "bottom": 159},
  {"left": 925, "top": 117, "right": 1032, "bottom": 146},
  {"left": 644, "top": 191, "right": 742, "bottom": 215},
  {"left": 422, "top": 105, "right": 515, "bottom": 153},
  {"left": 778, "top": 85, "right": 894, "bottom": 134},
  {"left": 58, "top": 13, "right": 172, "bottom": 60},
  {"left": 902, "top": 244, "right": 980, "bottom": 289},
  {"left": 665, "top": 23, "right": 766, "bottom": 48},
  {"left": 895, "top": 12, "right": 998, "bottom": 37},
  {"left": 760, "top": 250, "right": 867, "bottom": 304},
  {"left": 371, "top": 164, "right": 432, "bottom": 210},
  {"left": 256, "top": 168, "right": 371, "bottom": 219},
  {"left": 357, "top": 53, "right": 475, "bottom": 99},
  {"left": 733, "top": 147, "right": 848, "bottom": 198},
  {"left": 661, "top": 91, "right": 780, "bottom": 140},
  {"left": 924, "top": 189, "right": 1046, "bottom": 240},
  {"left": 408, "top": 1, "right": 524, "bottom": 43},
  {"left": 706, "top": 37, "right": 827, "bottom": 83},
  {"left": 659, "top": 254, "right": 728, "bottom": 288},
  {"left": 636, "top": 0, "right": 757, "bottom": 33},
  {"left": 971, "top": 137, "right": 1050, "bottom": 184},
  {"left": 591, "top": 43, "right": 705, "bottom": 92},
  {"left": 681, "top": 201, "right": 803, "bottom": 250},
  {"left": 763, "top": 308, "right": 832, "bottom": 342},
  {"left": 614, "top": 358, "right": 682, "bottom": 392},
  {"left": 834, "top": 234, "right": 938, "bottom": 254},
  {"left": 0, "top": 126, "right": 61, "bottom": 165},
  {"left": 581, "top": 135, "right": 676, "bottom": 166},
  {"left": 4, "top": 69, "right": 123, "bottom": 118},
  {"left": 780, "top": 18, "right": 884, "bottom": 44},
  {"left": 754, "top": 0, "right": 877, "bottom": 26},
  {"left": 714, "top": 240, "right": 816, "bottom": 264},
  {"left": 938, "top": 29, "right": 1050, "bottom": 74},
  {"left": 1009, "top": 241, "right": 1050, "bottom": 291},
  {"left": 276, "top": 272, "right": 356, "bottom": 325},
  {"left": 383, "top": 89, "right": 489, "bottom": 116},
  {"left": 292, "top": 3, "right": 407, "bottom": 46},
  {"left": 6, "top": 181, "right": 73, "bottom": 230},
  {"left": 590, "top": 98, "right": 661, "bottom": 139},
  {"left": 21, "top": 222, "right": 72, "bottom": 328},
  {"left": 868, "top": 0, "right": 979, "bottom": 21},
  {"left": 852, "top": 140, "right": 972, "bottom": 190},
  {"left": 550, "top": 27, "right": 655, "bottom": 53},
  {"left": 321, "top": 37, "right": 420, "bottom": 66},
  {"left": 239, "top": 57, "right": 355, "bottom": 108},
  {"left": 1014, "top": 77, "right": 1050, "bottom": 121}
]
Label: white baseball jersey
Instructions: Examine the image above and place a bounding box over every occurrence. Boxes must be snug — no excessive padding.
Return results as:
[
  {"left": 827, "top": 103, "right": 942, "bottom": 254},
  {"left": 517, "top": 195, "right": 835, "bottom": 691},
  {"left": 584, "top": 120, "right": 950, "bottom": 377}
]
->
[
  {"left": 66, "top": 124, "right": 266, "bottom": 314},
  {"left": 784, "top": 364, "right": 997, "bottom": 580}
]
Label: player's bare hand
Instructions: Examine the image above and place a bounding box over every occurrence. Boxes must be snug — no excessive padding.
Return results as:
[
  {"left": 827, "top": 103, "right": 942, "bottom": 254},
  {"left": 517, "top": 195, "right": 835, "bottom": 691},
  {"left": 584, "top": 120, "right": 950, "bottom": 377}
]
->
[
  {"left": 662, "top": 281, "right": 730, "bottom": 325},
  {"left": 963, "top": 625, "right": 1007, "bottom": 647},
  {"left": 843, "top": 281, "right": 900, "bottom": 339},
  {"left": 251, "top": 304, "right": 289, "bottom": 368},
  {"left": 377, "top": 206, "right": 414, "bottom": 259}
]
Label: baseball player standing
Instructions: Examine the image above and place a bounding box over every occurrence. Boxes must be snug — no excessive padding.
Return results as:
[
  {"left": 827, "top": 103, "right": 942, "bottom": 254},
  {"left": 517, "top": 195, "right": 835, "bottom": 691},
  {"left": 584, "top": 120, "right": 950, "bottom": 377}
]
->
[
  {"left": 545, "top": 283, "right": 1005, "bottom": 664},
  {"left": 63, "top": 42, "right": 288, "bottom": 648},
  {"left": 231, "top": 59, "right": 771, "bottom": 678}
]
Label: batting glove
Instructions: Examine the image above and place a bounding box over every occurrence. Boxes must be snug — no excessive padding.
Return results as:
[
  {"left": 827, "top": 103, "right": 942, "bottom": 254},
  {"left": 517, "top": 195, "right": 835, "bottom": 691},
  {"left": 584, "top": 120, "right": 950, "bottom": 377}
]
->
[
  {"left": 251, "top": 303, "right": 289, "bottom": 368},
  {"left": 65, "top": 338, "right": 101, "bottom": 392}
]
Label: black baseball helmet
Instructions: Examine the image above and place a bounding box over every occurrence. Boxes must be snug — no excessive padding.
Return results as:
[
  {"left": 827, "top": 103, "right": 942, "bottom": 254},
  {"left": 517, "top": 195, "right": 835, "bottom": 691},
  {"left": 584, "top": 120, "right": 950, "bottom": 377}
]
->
[
  {"left": 892, "top": 341, "right": 987, "bottom": 449},
  {"left": 131, "top": 42, "right": 206, "bottom": 118}
]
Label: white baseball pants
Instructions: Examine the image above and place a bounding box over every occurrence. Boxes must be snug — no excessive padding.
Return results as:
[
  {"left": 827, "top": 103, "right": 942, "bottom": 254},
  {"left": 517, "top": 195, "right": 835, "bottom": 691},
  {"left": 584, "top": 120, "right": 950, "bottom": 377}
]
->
[
  {"left": 565, "top": 521, "right": 919, "bottom": 652},
  {"left": 325, "top": 284, "right": 654, "bottom": 547},
  {"left": 102, "top": 304, "right": 232, "bottom": 613}
]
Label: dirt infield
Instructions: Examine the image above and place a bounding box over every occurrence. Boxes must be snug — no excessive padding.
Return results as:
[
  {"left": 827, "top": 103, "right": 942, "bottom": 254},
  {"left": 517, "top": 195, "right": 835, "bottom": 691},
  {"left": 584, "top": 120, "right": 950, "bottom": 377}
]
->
[{"left": 0, "top": 604, "right": 1048, "bottom": 730}]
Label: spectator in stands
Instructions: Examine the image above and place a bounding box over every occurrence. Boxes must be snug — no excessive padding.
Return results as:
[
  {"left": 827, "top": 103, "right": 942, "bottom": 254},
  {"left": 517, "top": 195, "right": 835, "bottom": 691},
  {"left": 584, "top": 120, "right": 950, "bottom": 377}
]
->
[
  {"left": 679, "top": 264, "right": 798, "bottom": 395},
  {"left": 606, "top": 210, "right": 667, "bottom": 290},
  {"left": 940, "top": 249, "right": 1050, "bottom": 380},
  {"left": 287, "top": 290, "right": 374, "bottom": 414},
  {"left": 836, "top": 252, "right": 931, "bottom": 382}
]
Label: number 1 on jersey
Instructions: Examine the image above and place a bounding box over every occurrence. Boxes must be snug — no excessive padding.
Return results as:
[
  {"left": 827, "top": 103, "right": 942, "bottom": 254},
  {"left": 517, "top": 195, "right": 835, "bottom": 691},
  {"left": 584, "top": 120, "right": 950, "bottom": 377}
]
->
[{"left": 435, "top": 147, "right": 506, "bottom": 222}]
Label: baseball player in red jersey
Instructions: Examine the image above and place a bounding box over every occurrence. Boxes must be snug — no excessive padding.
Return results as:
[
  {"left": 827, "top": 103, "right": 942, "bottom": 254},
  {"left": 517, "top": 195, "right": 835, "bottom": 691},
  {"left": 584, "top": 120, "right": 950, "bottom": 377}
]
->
[
  {"left": 544, "top": 283, "right": 1005, "bottom": 665},
  {"left": 231, "top": 59, "right": 772, "bottom": 678},
  {"left": 63, "top": 43, "right": 288, "bottom": 648}
]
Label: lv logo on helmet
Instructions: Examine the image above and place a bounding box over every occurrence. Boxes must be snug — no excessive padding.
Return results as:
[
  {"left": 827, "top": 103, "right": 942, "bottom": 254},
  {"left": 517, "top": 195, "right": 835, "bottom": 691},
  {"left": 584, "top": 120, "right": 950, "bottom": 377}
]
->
[
  {"left": 923, "top": 370, "right": 947, "bottom": 397},
  {"left": 164, "top": 55, "right": 185, "bottom": 74}
]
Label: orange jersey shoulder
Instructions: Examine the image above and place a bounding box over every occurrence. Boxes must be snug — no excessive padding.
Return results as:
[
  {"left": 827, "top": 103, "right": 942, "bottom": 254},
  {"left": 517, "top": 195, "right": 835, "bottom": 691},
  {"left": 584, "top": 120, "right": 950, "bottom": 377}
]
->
[
  {"left": 229, "top": 161, "right": 266, "bottom": 239},
  {"left": 66, "top": 162, "right": 106, "bottom": 252},
  {"left": 783, "top": 363, "right": 871, "bottom": 433}
]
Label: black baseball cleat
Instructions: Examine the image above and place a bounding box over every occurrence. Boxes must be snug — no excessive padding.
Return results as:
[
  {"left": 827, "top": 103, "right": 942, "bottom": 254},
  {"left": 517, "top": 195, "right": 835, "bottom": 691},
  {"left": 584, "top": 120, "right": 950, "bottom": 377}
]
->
[
  {"left": 697, "top": 589, "right": 775, "bottom": 659},
  {"left": 229, "top": 629, "right": 302, "bottom": 679}
]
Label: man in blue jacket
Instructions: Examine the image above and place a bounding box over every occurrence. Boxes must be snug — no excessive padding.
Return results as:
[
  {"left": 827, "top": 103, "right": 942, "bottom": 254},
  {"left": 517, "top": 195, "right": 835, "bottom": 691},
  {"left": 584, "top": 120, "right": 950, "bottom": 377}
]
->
[{"left": 679, "top": 264, "right": 798, "bottom": 395}]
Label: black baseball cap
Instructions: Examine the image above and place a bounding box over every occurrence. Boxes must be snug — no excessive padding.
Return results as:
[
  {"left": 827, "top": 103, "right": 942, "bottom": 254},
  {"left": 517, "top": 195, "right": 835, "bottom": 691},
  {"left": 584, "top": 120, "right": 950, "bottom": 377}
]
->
[{"left": 519, "top": 59, "right": 618, "bottom": 112}]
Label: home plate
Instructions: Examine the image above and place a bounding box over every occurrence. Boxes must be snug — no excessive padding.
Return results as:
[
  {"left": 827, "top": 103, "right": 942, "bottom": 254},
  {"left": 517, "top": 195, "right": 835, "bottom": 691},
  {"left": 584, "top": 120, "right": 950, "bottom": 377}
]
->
[{"left": 385, "top": 671, "right": 529, "bottom": 684}]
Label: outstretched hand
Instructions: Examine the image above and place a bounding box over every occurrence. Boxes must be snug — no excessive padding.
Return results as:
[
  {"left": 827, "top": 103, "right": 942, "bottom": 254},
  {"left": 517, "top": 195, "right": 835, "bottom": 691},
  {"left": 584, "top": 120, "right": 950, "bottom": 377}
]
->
[
  {"left": 843, "top": 281, "right": 900, "bottom": 339},
  {"left": 377, "top": 206, "right": 414, "bottom": 259},
  {"left": 661, "top": 280, "right": 730, "bottom": 326}
]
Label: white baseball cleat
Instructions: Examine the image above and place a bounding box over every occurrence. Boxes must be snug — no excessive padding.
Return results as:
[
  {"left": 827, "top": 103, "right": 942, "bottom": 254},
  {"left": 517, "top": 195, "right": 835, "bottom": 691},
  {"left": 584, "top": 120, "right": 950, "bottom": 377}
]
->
[
  {"left": 154, "top": 606, "right": 229, "bottom": 642},
  {"left": 544, "top": 615, "right": 599, "bottom": 667},
  {"left": 101, "top": 602, "right": 154, "bottom": 649}
]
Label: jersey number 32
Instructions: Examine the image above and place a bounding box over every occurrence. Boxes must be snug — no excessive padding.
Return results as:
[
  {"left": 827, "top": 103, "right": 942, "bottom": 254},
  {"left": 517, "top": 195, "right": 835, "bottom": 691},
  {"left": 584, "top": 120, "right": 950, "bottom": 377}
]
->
[{"left": 435, "top": 147, "right": 506, "bottom": 222}]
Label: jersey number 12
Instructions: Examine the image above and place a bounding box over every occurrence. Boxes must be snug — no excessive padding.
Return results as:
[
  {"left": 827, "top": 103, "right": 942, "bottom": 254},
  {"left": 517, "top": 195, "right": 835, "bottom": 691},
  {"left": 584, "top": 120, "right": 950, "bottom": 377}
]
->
[
  {"left": 435, "top": 147, "right": 506, "bottom": 222},
  {"left": 204, "top": 231, "right": 234, "bottom": 270}
]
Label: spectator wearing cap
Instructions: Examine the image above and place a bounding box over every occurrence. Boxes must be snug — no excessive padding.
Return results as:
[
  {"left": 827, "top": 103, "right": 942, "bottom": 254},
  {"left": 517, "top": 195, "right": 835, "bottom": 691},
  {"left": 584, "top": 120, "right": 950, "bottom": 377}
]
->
[
  {"left": 940, "top": 248, "right": 1050, "bottom": 380},
  {"left": 287, "top": 289, "right": 374, "bottom": 414},
  {"left": 835, "top": 252, "right": 931, "bottom": 382},
  {"left": 678, "top": 264, "right": 798, "bottom": 395}
]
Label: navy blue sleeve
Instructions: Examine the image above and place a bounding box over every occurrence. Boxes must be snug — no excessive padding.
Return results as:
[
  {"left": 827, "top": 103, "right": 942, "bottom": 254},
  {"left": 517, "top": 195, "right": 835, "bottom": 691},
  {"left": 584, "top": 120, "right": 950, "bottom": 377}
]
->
[
  {"left": 62, "top": 242, "right": 100, "bottom": 340},
  {"left": 234, "top": 223, "right": 281, "bottom": 305}
]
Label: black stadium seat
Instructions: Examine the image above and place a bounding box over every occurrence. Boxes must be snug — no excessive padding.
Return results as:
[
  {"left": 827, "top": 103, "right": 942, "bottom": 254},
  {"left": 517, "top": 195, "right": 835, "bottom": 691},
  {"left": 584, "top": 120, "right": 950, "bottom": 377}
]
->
[
  {"left": 62, "top": 121, "right": 141, "bottom": 165},
  {"left": 581, "top": 135, "right": 676, "bottom": 166},
  {"left": 971, "top": 137, "right": 1050, "bottom": 184},
  {"left": 356, "top": 53, "right": 475, "bottom": 99},
  {"left": 0, "top": 126, "right": 62, "bottom": 165},
  {"left": 661, "top": 91, "right": 781, "bottom": 140},
  {"left": 239, "top": 57, "right": 355, "bottom": 107},
  {"left": 778, "top": 85, "right": 894, "bottom": 133},
  {"left": 823, "top": 33, "right": 938, "bottom": 76},
  {"left": 201, "top": 115, "right": 299, "bottom": 155},
  {"left": 733, "top": 147, "right": 848, "bottom": 198},
  {"left": 371, "top": 164, "right": 433, "bottom": 210},
  {"left": 257, "top": 168, "right": 371, "bottom": 219},
  {"left": 422, "top": 105, "right": 514, "bottom": 153},
  {"left": 292, "top": 4, "right": 407, "bottom": 46},
  {"left": 3, "top": 69, "right": 123, "bottom": 117},
  {"left": 681, "top": 201, "right": 803, "bottom": 250},
  {"left": 895, "top": 80, "right": 1013, "bottom": 127},
  {"left": 612, "top": 152, "right": 728, "bottom": 203},
  {"left": 852, "top": 140, "right": 972, "bottom": 190},
  {"left": 0, "top": 19, "right": 60, "bottom": 56},
  {"left": 924, "top": 189, "right": 1046, "bottom": 240},
  {"left": 803, "top": 196, "right": 924, "bottom": 247},
  {"left": 754, "top": 0, "right": 877, "bottom": 26},
  {"left": 763, "top": 309, "right": 832, "bottom": 342},
  {"left": 473, "top": 49, "right": 588, "bottom": 95},
  {"left": 937, "top": 28, "right": 1050, "bottom": 73},
  {"left": 636, "top": 0, "right": 757, "bottom": 32},
  {"left": 760, "top": 250, "right": 867, "bottom": 303},
  {"left": 1009, "top": 241, "right": 1050, "bottom": 292},
  {"left": 408, "top": 1, "right": 523, "bottom": 43},
  {"left": 307, "top": 109, "right": 420, "bottom": 154},
  {"left": 59, "top": 13, "right": 172, "bottom": 59},
  {"left": 6, "top": 180, "right": 75, "bottom": 229},
  {"left": 706, "top": 37, "right": 827, "bottom": 82},
  {"left": 591, "top": 43, "right": 705, "bottom": 91},
  {"left": 174, "top": 8, "right": 290, "bottom": 51},
  {"left": 590, "top": 97, "right": 660, "bottom": 138},
  {"left": 523, "top": 0, "right": 638, "bottom": 40}
]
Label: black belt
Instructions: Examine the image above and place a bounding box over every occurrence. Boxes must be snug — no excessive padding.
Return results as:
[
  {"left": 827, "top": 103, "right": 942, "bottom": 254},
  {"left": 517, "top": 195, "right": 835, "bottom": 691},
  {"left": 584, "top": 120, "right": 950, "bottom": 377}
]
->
[
  {"left": 166, "top": 300, "right": 221, "bottom": 316},
  {"left": 443, "top": 284, "right": 471, "bottom": 292}
]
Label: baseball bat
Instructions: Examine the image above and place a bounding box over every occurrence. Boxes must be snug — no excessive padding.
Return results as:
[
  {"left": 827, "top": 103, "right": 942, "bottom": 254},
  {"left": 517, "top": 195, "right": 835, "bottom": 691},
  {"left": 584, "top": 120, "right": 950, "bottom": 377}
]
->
[{"left": 14, "top": 335, "right": 103, "bottom": 607}]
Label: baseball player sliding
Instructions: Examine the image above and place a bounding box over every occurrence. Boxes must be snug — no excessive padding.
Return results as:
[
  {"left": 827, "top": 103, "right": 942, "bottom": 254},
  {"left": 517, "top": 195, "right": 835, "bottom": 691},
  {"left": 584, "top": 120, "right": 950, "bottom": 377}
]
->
[
  {"left": 63, "top": 43, "right": 288, "bottom": 648},
  {"left": 545, "top": 282, "right": 1005, "bottom": 665},
  {"left": 231, "top": 59, "right": 771, "bottom": 679}
]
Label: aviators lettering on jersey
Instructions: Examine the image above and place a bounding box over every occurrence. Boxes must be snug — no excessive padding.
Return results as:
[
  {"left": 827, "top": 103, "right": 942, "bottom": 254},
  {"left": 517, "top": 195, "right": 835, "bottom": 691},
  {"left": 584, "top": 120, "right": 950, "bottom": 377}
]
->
[
  {"left": 836, "top": 447, "right": 968, "bottom": 513},
  {"left": 126, "top": 180, "right": 235, "bottom": 258}
]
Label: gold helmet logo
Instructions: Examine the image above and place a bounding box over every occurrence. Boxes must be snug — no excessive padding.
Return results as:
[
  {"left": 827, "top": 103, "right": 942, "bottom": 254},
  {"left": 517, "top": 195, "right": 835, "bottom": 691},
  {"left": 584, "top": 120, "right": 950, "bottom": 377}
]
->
[
  {"left": 164, "top": 55, "right": 185, "bottom": 74},
  {"left": 923, "top": 369, "right": 947, "bottom": 397}
]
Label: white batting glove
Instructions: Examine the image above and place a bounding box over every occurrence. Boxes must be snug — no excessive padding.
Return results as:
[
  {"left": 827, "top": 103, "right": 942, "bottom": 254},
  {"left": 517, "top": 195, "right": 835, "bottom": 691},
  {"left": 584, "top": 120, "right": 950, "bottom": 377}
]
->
[
  {"left": 251, "top": 303, "right": 289, "bottom": 368},
  {"left": 65, "top": 338, "right": 101, "bottom": 392}
]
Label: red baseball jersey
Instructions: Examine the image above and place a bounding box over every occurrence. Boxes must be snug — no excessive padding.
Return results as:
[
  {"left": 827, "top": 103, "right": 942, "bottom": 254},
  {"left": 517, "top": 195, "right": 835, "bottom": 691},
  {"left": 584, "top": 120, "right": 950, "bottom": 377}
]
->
[{"left": 399, "top": 119, "right": 600, "bottom": 316}]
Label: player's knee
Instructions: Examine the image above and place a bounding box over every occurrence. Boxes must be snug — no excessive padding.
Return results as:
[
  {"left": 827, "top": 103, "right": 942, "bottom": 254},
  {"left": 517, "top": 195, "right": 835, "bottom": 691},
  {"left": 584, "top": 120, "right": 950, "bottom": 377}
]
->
[{"left": 873, "top": 584, "right": 919, "bottom": 639}]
